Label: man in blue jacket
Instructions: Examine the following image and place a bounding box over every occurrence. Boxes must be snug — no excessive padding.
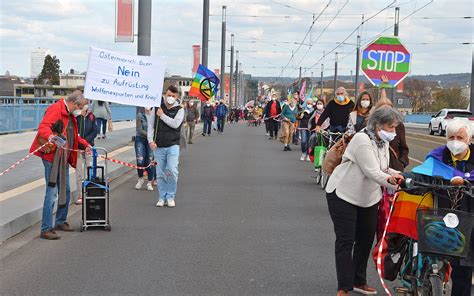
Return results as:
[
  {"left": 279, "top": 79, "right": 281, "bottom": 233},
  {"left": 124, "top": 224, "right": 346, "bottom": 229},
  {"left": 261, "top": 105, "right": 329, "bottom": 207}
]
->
[{"left": 215, "top": 99, "right": 228, "bottom": 133}]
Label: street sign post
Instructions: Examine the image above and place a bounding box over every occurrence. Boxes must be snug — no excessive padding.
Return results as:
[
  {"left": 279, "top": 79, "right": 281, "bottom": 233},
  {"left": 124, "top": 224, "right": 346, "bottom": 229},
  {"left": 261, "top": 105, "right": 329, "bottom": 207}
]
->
[{"left": 361, "top": 36, "right": 411, "bottom": 88}]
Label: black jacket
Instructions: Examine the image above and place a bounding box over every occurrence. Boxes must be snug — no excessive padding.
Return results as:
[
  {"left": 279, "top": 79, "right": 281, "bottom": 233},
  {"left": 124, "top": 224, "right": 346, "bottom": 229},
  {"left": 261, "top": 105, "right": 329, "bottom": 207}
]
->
[
  {"left": 201, "top": 105, "right": 214, "bottom": 120},
  {"left": 76, "top": 113, "right": 97, "bottom": 146},
  {"left": 263, "top": 100, "right": 282, "bottom": 118}
]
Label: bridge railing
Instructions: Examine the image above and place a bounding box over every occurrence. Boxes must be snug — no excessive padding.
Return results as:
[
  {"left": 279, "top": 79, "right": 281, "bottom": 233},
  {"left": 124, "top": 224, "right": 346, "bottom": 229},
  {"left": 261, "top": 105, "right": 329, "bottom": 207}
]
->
[{"left": 0, "top": 97, "right": 136, "bottom": 134}]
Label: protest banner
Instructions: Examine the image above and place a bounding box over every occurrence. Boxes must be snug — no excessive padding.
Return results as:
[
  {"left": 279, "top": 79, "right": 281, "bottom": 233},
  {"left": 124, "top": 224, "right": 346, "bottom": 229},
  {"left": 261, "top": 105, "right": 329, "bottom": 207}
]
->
[{"left": 84, "top": 46, "right": 166, "bottom": 107}]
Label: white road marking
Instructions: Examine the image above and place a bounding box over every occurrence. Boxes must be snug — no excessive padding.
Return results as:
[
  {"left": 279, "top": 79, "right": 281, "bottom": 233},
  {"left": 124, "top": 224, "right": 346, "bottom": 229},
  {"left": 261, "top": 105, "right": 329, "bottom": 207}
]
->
[{"left": 409, "top": 157, "right": 423, "bottom": 164}]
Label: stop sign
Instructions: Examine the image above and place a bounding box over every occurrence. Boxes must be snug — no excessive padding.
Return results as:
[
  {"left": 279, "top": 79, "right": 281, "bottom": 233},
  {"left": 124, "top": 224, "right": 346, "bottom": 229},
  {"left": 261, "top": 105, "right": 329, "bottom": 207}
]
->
[{"left": 361, "top": 36, "right": 411, "bottom": 88}]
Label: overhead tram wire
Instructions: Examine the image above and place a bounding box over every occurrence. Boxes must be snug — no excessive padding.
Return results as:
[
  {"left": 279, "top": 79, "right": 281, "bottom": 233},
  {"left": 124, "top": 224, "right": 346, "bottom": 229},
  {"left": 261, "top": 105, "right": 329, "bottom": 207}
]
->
[
  {"left": 270, "top": 1, "right": 318, "bottom": 15},
  {"left": 276, "top": 0, "right": 333, "bottom": 81},
  {"left": 304, "top": 0, "right": 398, "bottom": 75},
  {"left": 295, "top": 0, "right": 350, "bottom": 72}
]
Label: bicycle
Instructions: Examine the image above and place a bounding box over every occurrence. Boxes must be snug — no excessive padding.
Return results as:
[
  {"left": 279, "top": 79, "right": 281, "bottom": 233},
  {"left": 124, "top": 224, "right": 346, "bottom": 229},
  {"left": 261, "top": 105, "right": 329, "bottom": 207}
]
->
[
  {"left": 313, "top": 130, "right": 347, "bottom": 188},
  {"left": 391, "top": 178, "right": 474, "bottom": 296}
]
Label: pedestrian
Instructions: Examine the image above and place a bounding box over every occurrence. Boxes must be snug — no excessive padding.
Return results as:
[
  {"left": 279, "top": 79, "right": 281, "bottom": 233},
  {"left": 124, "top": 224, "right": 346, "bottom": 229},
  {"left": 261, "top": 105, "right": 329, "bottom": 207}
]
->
[
  {"left": 279, "top": 98, "right": 298, "bottom": 151},
  {"left": 147, "top": 85, "right": 184, "bottom": 208},
  {"left": 315, "top": 87, "right": 355, "bottom": 133},
  {"left": 90, "top": 100, "right": 112, "bottom": 139},
  {"left": 299, "top": 98, "right": 314, "bottom": 161},
  {"left": 135, "top": 107, "right": 155, "bottom": 191},
  {"left": 263, "top": 94, "right": 282, "bottom": 140},
  {"left": 74, "top": 105, "right": 97, "bottom": 205},
  {"left": 212, "top": 101, "right": 219, "bottom": 131},
  {"left": 346, "top": 91, "right": 374, "bottom": 134},
  {"left": 30, "top": 90, "right": 92, "bottom": 240},
  {"left": 201, "top": 100, "right": 214, "bottom": 136},
  {"left": 185, "top": 100, "right": 199, "bottom": 144},
  {"left": 292, "top": 91, "right": 301, "bottom": 145},
  {"left": 308, "top": 99, "right": 329, "bottom": 131},
  {"left": 325, "top": 106, "right": 404, "bottom": 295},
  {"left": 179, "top": 100, "right": 188, "bottom": 150},
  {"left": 405, "top": 119, "right": 473, "bottom": 296},
  {"left": 215, "top": 99, "right": 228, "bottom": 133},
  {"left": 377, "top": 75, "right": 409, "bottom": 171}
]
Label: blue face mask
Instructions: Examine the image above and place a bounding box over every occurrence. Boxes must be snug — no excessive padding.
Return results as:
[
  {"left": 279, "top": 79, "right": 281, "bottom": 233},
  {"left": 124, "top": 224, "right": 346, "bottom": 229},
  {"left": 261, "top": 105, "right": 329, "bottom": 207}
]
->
[{"left": 336, "top": 95, "right": 345, "bottom": 102}]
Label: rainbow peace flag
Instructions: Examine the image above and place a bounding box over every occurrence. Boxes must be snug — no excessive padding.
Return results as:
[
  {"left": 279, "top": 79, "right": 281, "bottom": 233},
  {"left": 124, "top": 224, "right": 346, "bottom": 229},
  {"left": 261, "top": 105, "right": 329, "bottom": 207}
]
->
[
  {"left": 189, "top": 64, "right": 220, "bottom": 102},
  {"left": 387, "top": 191, "right": 433, "bottom": 240}
]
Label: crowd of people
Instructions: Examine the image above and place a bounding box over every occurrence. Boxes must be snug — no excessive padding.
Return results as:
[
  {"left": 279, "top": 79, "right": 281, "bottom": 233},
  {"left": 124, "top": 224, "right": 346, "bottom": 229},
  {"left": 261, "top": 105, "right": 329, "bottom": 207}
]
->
[{"left": 28, "top": 78, "right": 472, "bottom": 295}]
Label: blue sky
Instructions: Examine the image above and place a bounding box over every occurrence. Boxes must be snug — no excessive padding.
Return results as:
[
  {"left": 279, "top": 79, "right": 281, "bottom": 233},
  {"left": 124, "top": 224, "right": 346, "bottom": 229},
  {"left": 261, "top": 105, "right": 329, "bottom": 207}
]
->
[{"left": 0, "top": 0, "right": 472, "bottom": 78}]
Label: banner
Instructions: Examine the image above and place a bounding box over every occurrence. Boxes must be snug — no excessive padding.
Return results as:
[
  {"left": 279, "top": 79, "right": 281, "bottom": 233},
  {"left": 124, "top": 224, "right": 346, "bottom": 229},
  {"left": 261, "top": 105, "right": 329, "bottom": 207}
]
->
[
  {"left": 192, "top": 45, "right": 200, "bottom": 73},
  {"left": 115, "top": 0, "right": 134, "bottom": 42},
  {"left": 84, "top": 47, "right": 166, "bottom": 107}
]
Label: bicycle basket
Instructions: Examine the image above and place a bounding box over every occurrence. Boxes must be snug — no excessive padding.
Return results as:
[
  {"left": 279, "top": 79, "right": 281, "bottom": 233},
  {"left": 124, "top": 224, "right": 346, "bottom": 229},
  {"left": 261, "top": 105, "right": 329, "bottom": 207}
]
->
[{"left": 416, "top": 208, "right": 474, "bottom": 258}]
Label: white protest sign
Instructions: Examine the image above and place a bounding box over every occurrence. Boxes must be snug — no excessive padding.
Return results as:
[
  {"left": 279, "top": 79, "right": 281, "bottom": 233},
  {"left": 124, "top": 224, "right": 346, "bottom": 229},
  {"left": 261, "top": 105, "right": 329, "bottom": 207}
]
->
[{"left": 84, "top": 46, "right": 166, "bottom": 107}]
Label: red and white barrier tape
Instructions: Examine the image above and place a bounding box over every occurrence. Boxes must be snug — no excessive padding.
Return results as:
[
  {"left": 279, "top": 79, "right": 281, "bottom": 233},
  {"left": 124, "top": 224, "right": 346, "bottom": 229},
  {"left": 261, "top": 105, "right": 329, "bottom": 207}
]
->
[
  {"left": 0, "top": 142, "right": 50, "bottom": 176},
  {"left": 376, "top": 192, "right": 400, "bottom": 296}
]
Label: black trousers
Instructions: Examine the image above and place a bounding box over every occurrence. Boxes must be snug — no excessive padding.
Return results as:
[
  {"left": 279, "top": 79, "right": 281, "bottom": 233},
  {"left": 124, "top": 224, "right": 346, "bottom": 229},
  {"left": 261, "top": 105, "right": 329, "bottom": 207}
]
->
[
  {"left": 268, "top": 118, "right": 279, "bottom": 138},
  {"left": 326, "top": 191, "right": 378, "bottom": 291},
  {"left": 451, "top": 265, "right": 472, "bottom": 296}
]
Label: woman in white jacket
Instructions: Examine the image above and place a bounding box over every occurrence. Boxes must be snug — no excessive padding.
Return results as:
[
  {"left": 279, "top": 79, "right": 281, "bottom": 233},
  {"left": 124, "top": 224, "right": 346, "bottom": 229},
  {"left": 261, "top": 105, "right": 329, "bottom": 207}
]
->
[{"left": 325, "top": 106, "right": 404, "bottom": 296}]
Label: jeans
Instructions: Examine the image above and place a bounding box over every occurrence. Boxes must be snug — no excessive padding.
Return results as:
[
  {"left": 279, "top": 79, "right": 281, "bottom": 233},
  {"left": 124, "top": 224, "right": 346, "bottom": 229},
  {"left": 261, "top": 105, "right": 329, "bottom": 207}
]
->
[
  {"left": 300, "top": 129, "right": 310, "bottom": 154},
  {"left": 96, "top": 118, "right": 108, "bottom": 136},
  {"left": 154, "top": 145, "right": 180, "bottom": 201},
  {"left": 203, "top": 119, "right": 212, "bottom": 135},
  {"left": 326, "top": 191, "right": 378, "bottom": 291},
  {"left": 217, "top": 117, "right": 225, "bottom": 132},
  {"left": 134, "top": 136, "right": 155, "bottom": 181},
  {"left": 41, "top": 159, "right": 71, "bottom": 232}
]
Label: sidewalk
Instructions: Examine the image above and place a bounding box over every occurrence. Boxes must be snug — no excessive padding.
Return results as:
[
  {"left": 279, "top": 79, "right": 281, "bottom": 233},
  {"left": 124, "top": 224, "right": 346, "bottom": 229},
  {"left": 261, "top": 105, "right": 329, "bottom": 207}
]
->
[{"left": 0, "top": 121, "right": 202, "bottom": 243}]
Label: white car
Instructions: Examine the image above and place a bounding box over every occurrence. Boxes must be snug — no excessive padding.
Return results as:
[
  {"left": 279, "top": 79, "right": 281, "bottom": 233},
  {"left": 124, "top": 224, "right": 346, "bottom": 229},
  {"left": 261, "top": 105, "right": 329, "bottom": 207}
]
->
[{"left": 429, "top": 109, "right": 474, "bottom": 136}]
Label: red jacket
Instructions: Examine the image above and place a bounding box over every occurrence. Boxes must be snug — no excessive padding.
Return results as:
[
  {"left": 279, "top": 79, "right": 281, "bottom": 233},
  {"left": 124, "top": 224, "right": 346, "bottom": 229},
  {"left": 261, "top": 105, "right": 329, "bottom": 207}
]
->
[{"left": 29, "top": 99, "right": 90, "bottom": 168}]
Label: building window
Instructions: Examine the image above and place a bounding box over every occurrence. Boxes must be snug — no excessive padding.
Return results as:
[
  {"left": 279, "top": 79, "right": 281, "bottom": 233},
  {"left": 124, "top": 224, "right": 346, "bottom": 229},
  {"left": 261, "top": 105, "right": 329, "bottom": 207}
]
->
[{"left": 397, "top": 99, "right": 403, "bottom": 105}]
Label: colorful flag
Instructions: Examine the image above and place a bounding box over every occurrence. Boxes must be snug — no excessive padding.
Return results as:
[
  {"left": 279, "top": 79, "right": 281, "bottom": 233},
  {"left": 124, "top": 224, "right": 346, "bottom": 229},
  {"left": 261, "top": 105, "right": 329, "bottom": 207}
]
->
[
  {"left": 189, "top": 64, "right": 220, "bottom": 102},
  {"left": 307, "top": 86, "right": 314, "bottom": 99},
  {"left": 299, "top": 80, "right": 306, "bottom": 102}
]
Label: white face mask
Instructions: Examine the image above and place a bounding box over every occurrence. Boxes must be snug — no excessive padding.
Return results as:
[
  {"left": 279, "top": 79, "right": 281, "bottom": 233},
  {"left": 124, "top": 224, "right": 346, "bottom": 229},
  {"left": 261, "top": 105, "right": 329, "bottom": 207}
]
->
[
  {"left": 336, "top": 95, "right": 345, "bottom": 102},
  {"left": 378, "top": 129, "right": 397, "bottom": 142},
  {"left": 316, "top": 104, "right": 324, "bottom": 110},
  {"left": 272, "top": 97, "right": 276, "bottom": 101},
  {"left": 360, "top": 100, "right": 370, "bottom": 108},
  {"left": 72, "top": 109, "right": 82, "bottom": 117},
  {"left": 189, "top": 103, "right": 194, "bottom": 107},
  {"left": 447, "top": 140, "right": 468, "bottom": 156},
  {"left": 306, "top": 104, "right": 313, "bottom": 109},
  {"left": 166, "top": 96, "right": 176, "bottom": 105},
  {"left": 206, "top": 102, "right": 211, "bottom": 106}
]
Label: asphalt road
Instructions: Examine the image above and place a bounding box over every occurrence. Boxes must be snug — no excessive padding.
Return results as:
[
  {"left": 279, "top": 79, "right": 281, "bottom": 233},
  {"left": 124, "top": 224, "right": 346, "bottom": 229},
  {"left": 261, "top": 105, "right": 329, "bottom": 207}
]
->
[{"left": 0, "top": 123, "right": 390, "bottom": 295}]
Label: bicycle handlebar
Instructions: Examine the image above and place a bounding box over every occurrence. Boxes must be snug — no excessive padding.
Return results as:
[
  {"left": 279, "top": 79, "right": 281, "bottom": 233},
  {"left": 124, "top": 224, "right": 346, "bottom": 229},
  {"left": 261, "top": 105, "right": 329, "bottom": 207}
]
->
[{"left": 399, "top": 178, "right": 473, "bottom": 197}]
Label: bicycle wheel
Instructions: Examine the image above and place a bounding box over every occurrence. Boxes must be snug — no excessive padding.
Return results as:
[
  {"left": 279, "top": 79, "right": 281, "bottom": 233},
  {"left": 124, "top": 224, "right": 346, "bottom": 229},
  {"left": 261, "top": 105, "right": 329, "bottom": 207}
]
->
[
  {"left": 427, "top": 275, "right": 443, "bottom": 296},
  {"left": 315, "top": 168, "right": 321, "bottom": 184}
]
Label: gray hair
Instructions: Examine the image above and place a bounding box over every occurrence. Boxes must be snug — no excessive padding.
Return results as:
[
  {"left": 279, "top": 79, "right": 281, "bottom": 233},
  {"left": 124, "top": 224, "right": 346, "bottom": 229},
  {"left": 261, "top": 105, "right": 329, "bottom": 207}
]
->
[
  {"left": 446, "top": 119, "right": 472, "bottom": 138},
  {"left": 366, "top": 105, "right": 403, "bottom": 132},
  {"left": 66, "top": 90, "right": 87, "bottom": 105}
]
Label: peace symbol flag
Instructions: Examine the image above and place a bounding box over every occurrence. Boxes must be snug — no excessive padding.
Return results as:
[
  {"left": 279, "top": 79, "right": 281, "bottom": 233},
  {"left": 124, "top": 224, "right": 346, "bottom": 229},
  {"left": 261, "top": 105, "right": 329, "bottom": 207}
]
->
[{"left": 189, "top": 64, "right": 220, "bottom": 102}]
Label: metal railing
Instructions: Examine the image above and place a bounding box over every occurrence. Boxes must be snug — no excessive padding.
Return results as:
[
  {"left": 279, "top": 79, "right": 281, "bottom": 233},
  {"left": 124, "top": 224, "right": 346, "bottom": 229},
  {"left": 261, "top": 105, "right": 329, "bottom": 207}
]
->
[{"left": 0, "top": 97, "right": 136, "bottom": 134}]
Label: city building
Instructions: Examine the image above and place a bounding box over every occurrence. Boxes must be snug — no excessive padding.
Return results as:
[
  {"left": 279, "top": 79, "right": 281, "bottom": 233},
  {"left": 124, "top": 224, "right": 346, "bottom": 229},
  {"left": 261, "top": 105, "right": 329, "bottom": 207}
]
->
[
  {"left": 163, "top": 76, "right": 193, "bottom": 100},
  {"left": 30, "top": 48, "right": 51, "bottom": 78},
  {"left": 59, "top": 73, "right": 85, "bottom": 88}
]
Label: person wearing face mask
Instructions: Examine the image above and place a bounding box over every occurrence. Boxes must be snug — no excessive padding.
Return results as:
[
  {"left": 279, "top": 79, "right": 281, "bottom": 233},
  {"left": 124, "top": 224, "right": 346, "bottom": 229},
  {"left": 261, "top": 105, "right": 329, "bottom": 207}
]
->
[
  {"left": 147, "top": 85, "right": 185, "bottom": 208},
  {"left": 299, "top": 98, "right": 315, "bottom": 161},
  {"left": 185, "top": 101, "right": 199, "bottom": 144},
  {"left": 215, "top": 99, "right": 228, "bottom": 133},
  {"left": 30, "top": 90, "right": 92, "bottom": 240},
  {"left": 404, "top": 119, "right": 474, "bottom": 296},
  {"left": 347, "top": 91, "right": 373, "bottom": 134},
  {"left": 201, "top": 100, "right": 215, "bottom": 136},
  {"left": 279, "top": 98, "right": 298, "bottom": 151},
  {"left": 309, "top": 99, "right": 329, "bottom": 131},
  {"left": 74, "top": 105, "right": 98, "bottom": 205},
  {"left": 325, "top": 106, "right": 404, "bottom": 295},
  {"left": 263, "top": 94, "right": 282, "bottom": 140},
  {"left": 315, "top": 87, "right": 355, "bottom": 133}
]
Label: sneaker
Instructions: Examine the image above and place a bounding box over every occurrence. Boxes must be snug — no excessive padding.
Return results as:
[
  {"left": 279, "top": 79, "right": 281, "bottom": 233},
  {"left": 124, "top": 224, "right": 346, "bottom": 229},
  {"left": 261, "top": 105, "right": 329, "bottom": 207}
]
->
[
  {"left": 146, "top": 182, "right": 154, "bottom": 191},
  {"left": 75, "top": 197, "right": 83, "bottom": 205},
  {"left": 287, "top": 145, "right": 292, "bottom": 151},
  {"left": 266, "top": 132, "right": 270, "bottom": 136},
  {"left": 305, "top": 155, "right": 311, "bottom": 162},
  {"left": 135, "top": 178, "right": 144, "bottom": 190},
  {"left": 40, "top": 230, "right": 61, "bottom": 240},
  {"left": 54, "top": 222, "right": 74, "bottom": 232},
  {"left": 337, "top": 290, "right": 348, "bottom": 296},
  {"left": 152, "top": 180, "right": 157, "bottom": 186},
  {"left": 202, "top": 133, "right": 205, "bottom": 136},
  {"left": 156, "top": 199, "right": 165, "bottom": 207},
  {"left": 167, "top": 199, "right": 176, "bottom": 208},
  {"left": 353, "top": 285, "right": 377, "bottom": 295},
  {"left": 300, "top": 154, "right": 306, "bottom": 161}
]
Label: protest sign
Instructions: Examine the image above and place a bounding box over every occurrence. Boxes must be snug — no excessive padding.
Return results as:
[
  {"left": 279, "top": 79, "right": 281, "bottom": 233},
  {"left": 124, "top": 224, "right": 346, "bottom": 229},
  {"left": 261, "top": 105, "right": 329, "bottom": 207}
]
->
[{"left": 84, "top": 46, "right": 166, "bottom": 107}]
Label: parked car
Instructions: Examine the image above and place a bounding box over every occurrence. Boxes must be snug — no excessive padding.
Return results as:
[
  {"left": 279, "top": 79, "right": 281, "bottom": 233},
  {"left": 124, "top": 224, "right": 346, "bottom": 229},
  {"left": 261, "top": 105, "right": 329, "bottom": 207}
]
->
[{"left": 429, "top": 109, "right": 474, "bottom": 136}]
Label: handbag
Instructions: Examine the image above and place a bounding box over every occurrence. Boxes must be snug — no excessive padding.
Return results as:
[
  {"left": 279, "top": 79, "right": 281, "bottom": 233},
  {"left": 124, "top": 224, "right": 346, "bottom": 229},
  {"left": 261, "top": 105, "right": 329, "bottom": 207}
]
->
[
  {"left": 108, "top": 120, "right": 113, "bottom": 132},
  {"left": 322, "top": 134, "right": 352, "bottom": 174},
  {"left": 313, "top": 133, "right": 327, "bottom": 168}
]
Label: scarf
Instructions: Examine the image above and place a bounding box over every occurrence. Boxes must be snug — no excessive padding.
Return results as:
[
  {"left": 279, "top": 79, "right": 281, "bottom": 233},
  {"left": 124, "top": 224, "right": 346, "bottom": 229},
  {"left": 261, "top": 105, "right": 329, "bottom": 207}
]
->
[
  {"left": 364, "top": 128, "right": 385, "bottom": 149},
  {"left": 48, "top": 115, "right": 74, "bottom": 208}
]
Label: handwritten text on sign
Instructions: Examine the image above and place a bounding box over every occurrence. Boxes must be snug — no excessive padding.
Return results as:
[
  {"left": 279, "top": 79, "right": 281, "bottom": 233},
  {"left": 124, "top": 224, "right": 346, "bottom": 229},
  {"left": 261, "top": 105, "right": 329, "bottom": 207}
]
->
[{"left": 84, "top": 47, "right": 166, "bottom": 107}]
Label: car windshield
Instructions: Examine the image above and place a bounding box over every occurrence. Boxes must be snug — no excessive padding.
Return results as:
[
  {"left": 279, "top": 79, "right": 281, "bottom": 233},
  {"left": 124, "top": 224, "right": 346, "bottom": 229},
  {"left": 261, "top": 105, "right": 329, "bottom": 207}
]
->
[{"left": 447, "top": 111, "right": 472, "bottom": 118}]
